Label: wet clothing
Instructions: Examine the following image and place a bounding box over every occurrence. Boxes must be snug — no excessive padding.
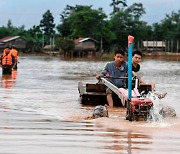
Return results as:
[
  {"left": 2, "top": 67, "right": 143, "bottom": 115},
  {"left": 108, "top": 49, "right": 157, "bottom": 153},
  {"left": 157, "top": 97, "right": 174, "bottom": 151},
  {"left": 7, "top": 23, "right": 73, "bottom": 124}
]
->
[
  {"left": 2, "top": 66, "right": 13, "bottom": 74},
  {"left": 1, "top": 53, "right": 15, "bottom": 74},
  {"left": 1, "top": 52, "right": 14, "bottom": 66},
  {"left": 10, "top": 48, "right": 18, "bottom": 70},
  {"left": 10, "top": 49, "right": 18, "bottom": 61},
  {"left": 132, "top": 64, "right": 140, "bottom": 72},
  {"left": 101, "top": 61, "right": 128, "bottom": 88}
]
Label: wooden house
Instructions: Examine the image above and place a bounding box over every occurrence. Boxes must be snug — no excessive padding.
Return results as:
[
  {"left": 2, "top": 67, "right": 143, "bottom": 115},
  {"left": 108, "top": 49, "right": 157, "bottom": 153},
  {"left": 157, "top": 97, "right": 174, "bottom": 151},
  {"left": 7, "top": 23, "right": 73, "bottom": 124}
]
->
[
  {"left": 143, "top": 41, "right": 166, "bottom": 52},
  {"left": 74, "top": 37, "right": 98, "bottom": 57},
  {"left": 0, "top": 36, "right": 27, "bottom": 52}
]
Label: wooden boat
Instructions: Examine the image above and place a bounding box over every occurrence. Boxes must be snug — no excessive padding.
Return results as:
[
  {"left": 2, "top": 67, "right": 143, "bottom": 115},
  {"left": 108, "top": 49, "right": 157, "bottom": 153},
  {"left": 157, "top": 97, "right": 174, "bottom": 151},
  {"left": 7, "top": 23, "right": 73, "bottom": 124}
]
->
[
  {"left": 78, "top": 82, "right": 123, "bottom": 106},
  {"left": 78, "top": 78, "right": 154, "bottom": 121}
]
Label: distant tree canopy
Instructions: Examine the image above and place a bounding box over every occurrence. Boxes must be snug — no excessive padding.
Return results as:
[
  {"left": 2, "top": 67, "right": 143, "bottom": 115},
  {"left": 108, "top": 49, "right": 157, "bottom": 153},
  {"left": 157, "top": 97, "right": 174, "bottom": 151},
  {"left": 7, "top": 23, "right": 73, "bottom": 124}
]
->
[
  {"left": 0, "top": 1, "right": 179, "bottom": 53},
  {"left": 24, "top": 25, "right": 43, "bottom": 52},
  {"left": 40, "top": 10, "right": 55, "bottom": 37},
  {"left": 152, "top": 10, "right": 180, "bottom": 41},
  {"left": 110, "top": 0, "right": 127, "bottom": 14},
  {"left": 57, "top": 5, "right": 107, "bottom": 39},
  {"left": 126, "top": 3, "right": 146, "bottom": 20}
]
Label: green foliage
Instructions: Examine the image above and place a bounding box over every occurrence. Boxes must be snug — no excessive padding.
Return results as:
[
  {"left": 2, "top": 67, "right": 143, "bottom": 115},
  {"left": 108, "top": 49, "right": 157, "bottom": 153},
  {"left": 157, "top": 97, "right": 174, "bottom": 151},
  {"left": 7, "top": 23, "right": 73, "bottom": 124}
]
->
[
  {"left": 0, "top": 26, "right": 9, "bottom": 38},
  {"left": 40, "top": 10, "right": 55, "bottom": 36},
  {"left": 56, "top": 19, "right": 72, "bottom": 37},
  {"left": 57, "top": 5, "right": 107, "bottom": 39},
  {"left": 24, "top": 25, "right": 43, "bottom": 52},
  {"left": 0, "top": 20, "right": 26, "bottom": 38},
  {"left": 0, "top": 3, "right": 179, "bottom": 54},
  {"left": 69, "top": 8, "right": 106, "bottom": 38},
  {"left": 110, "top": 0, "right": 127, "bottom": 14},
  {"left": 110, "top": 11, "right": 133, "bottom": 50},
  {"left": 152, "top": 10, "right": 180, "bottom": 40},
  {"left": 126, "top": 3, "right": 146, "bottom": 20},
  {"left": 56, "top": 37, "right": 74, "bottom": 52}
]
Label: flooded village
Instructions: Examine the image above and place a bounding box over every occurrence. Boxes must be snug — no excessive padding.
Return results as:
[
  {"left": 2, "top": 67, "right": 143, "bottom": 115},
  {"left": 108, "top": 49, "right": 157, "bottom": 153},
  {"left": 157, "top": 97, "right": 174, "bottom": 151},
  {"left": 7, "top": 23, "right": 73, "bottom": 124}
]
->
[{"left": 0, "top": 0, "right": 180, "bottom": 154}]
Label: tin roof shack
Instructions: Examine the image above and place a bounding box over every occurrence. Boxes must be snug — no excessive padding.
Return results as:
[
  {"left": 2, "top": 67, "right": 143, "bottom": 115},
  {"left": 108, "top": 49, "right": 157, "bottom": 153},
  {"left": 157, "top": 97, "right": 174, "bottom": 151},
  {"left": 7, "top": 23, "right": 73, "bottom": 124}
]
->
[
  {"left": 74, "top": 38, "right": 98, "bottom": 57},
  {"left": 143, "top": 41, "right": 166, "bottom": 52},
  {"left": 0, "top": 36, "right": 27, "bottom": 52}
]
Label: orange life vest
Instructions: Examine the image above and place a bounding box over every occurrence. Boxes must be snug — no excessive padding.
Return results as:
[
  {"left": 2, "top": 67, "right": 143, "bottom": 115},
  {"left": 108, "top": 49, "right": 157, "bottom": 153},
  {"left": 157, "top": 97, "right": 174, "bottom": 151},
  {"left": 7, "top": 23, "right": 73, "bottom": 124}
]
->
[
  {"left": 10, "top": 49, "right": 18, "bottom": 61},
  {"left": 2, "top": 53, "right": 13, "bottom": 66}
]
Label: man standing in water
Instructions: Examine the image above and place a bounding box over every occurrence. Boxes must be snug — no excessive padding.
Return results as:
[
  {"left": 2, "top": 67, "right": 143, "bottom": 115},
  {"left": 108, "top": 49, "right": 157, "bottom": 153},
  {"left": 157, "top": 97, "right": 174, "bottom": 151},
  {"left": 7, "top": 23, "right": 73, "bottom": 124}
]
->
[
  {"left": 10, "top": 45, "right": 19, "bottom": 70},
  {"left": 96, "top": 50, "right": 128, "bottom": 107},
  {"left": 1, "top": 47, "right": 15, "bottom": 75}
]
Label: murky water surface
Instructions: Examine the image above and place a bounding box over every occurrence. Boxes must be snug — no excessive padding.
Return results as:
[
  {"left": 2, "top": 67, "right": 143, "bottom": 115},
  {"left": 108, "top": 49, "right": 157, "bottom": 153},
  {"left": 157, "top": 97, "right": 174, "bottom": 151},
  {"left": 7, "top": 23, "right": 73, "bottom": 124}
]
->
[{"left": 0, "top": 55, "right": 179, "bottom": 154}]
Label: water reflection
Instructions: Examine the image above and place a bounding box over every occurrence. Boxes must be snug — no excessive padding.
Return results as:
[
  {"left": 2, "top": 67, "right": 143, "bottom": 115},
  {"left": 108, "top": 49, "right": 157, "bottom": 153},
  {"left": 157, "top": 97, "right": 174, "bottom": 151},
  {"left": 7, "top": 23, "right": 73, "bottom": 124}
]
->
[
  {"left": 101, "top": 128, "right": 152, "bottom": 153},
  {"left": 1, "top": 70, "right": 17, "bottom": 89}
]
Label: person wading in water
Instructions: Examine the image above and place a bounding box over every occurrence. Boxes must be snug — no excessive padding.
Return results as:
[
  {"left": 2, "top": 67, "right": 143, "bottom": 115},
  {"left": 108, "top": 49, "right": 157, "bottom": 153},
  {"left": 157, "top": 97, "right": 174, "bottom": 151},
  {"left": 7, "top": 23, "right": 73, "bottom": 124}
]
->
[
  {"left": 1, "top": 47, "right": 15, "bottom": 75},
  {"left": 10, "top": 45, "right": 19, "bottom": 70}
]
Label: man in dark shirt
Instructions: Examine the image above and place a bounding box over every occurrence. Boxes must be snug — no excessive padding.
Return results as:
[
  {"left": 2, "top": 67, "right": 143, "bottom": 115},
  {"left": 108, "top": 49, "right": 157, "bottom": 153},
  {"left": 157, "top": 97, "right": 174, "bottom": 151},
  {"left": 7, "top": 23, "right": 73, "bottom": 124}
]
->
[
  {"left": 132, "top": 50, "right": 141, "bottom": 73},
  {"left": 132, "top": 50, "right": 154, "bottom": 90},
  {"left": 132, "top": 50, "right": 167, "bottom": 99}
]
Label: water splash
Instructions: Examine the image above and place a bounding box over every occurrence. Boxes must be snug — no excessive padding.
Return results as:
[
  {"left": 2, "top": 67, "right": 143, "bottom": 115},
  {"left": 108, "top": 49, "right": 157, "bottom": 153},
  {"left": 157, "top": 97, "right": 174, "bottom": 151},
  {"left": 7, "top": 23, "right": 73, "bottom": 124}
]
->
[{"left": 146, "top": 92, "right": 164, "bottom": 122}]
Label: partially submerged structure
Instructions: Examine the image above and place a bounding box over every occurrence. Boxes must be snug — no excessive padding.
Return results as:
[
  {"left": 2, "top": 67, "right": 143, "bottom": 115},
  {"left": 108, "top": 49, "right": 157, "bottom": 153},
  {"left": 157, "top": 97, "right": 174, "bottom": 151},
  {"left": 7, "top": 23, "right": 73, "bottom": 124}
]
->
[{"left": 0, "top": 36, "right": 27, "bottom": 52}]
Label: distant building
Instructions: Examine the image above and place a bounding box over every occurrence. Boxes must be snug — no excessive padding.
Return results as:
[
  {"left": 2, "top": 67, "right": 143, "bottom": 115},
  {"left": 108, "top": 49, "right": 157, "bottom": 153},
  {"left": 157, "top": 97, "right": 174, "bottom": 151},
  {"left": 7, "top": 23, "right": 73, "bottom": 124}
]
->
[
  {"left": 0, "top": 36, "right": 27, "bottom": 52},
  {"left": 74, "top": 37, "right": 98, "bottom": 57},
  {"left": 143, "top": 41, "right": 166, "bottom": 52}
]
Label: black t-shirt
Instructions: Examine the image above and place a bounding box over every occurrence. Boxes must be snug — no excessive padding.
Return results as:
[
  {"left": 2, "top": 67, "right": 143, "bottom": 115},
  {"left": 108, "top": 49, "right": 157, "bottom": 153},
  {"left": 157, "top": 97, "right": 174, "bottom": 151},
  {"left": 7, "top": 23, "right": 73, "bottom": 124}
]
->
[{"left": 132, "top": 64, "right": 140, "bottom": 72}]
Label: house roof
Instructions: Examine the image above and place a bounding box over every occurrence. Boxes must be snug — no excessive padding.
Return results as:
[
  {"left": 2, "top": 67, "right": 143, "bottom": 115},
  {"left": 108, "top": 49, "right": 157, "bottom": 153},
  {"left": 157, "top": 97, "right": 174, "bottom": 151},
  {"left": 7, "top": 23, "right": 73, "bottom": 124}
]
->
[
  {"left": 143, "top": 41, "right": 166, "bottom": 47},
  {"left": 79, "top": 37, "right": 98, "bottom": 43},
  {"left": 0, "top": 36, "right": 20, "bottom": 43},
  {"left": 74, "top": 38, "right": 84, "bottom": 44},
  {"left": 74, "top": 37, "right": 98, "bottom": 44}
]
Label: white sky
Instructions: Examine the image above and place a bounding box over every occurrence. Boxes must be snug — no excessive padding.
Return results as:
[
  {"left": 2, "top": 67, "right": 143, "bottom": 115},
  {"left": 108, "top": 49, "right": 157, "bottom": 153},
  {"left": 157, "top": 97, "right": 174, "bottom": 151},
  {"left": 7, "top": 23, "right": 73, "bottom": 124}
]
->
[{"left": 0, "top": 0, "right": 179, "bottom": 29}]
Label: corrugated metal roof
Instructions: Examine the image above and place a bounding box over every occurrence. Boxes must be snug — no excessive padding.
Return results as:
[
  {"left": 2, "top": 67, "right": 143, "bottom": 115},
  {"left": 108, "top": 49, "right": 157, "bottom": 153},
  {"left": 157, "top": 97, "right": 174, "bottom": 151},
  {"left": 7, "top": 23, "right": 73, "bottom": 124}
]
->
[
  {"left": 0, "top": 36, "right": 20, "bottom": 43},
  {"left": 74, "top": 38, "right": 84, "bottom": 44},
  {"left": 74, "top": 37, "right": 98, "bottom": 44},
  {"left": 79, "top": 37, "right": 98, "bottom": 43}
]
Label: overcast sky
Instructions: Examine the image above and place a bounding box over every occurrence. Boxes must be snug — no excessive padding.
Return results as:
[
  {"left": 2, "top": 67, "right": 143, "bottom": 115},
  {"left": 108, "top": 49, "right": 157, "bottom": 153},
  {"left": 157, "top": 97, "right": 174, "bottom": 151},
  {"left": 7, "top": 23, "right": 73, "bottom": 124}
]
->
[{"left": 0, "top": 0, "right": 179, "bottom": 29}]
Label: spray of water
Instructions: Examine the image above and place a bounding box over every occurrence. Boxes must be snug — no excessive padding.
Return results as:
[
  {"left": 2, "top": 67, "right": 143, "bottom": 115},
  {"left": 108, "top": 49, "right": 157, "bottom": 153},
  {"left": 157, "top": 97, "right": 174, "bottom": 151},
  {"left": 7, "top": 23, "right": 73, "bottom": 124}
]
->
[{"left": 146, "top": 92, "right": 164, "bottom": 122}]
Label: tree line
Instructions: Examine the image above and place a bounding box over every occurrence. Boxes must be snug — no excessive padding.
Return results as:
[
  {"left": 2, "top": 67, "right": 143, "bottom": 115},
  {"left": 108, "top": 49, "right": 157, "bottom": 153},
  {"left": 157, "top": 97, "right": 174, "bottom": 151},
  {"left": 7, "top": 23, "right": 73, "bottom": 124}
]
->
[{"left": 0, "top": 0, "right": 179, "bottom": 53}]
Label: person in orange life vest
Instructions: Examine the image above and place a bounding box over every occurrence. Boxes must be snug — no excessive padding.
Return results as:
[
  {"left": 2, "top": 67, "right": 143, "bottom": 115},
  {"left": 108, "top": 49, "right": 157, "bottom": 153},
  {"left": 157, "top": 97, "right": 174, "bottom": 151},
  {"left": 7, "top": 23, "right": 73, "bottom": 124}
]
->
[
  {"left": 10, "top": 45, "right": 18, "bottom": 70},
  {"left": 1, "top": 47, "right": 15, "bottom": 75}
]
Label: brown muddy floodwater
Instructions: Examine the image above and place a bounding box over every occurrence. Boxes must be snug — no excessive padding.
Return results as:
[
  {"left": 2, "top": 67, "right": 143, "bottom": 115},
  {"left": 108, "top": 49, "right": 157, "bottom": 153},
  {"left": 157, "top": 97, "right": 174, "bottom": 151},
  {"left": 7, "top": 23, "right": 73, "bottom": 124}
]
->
[{"left": 0, "top": 55, "right": 179, "bottom": 154}]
